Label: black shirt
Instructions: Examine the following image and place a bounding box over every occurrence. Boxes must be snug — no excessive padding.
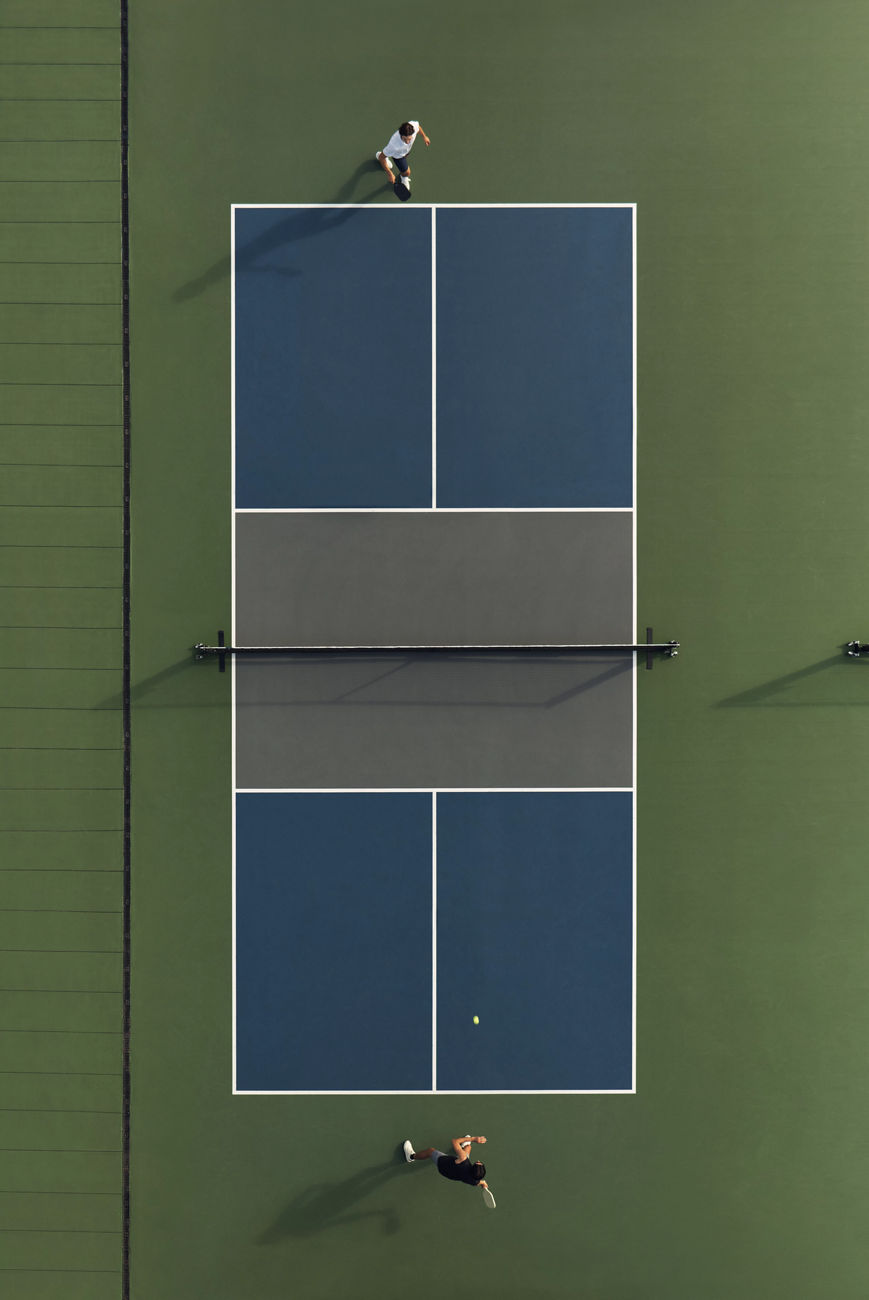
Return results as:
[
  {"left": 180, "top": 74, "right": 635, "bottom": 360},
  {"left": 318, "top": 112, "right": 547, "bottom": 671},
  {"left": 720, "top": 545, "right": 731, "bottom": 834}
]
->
[{"left": 436, "top": 1156, "right": 479, "bottom": 1187}]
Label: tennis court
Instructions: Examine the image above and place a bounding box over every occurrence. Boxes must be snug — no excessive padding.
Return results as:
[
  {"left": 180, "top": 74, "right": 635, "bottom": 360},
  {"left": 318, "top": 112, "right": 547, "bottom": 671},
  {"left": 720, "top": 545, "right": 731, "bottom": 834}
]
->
[{"left": 3, "top": 2, "right": 869, "bottom": 1299}]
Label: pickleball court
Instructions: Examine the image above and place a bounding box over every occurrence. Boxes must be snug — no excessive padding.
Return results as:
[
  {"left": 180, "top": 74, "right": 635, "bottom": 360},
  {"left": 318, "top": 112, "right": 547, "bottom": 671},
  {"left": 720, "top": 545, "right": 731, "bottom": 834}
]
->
[{"left": 232, "top": 204, "right": 636, "bottom": 1093}]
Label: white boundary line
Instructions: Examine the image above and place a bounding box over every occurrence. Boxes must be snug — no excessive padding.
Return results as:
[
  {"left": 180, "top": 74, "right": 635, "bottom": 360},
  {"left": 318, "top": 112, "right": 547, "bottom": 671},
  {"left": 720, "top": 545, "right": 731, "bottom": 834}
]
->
[
  {"left": 233, "top": 203, "right": 633, "bottom": 209},
  {"left": 230, "top": 202, "right": 638, "bottom": 1097},
  {"left": 237, "top": 787, "right": 633, "bottom": 795},
  {"left": 431, "top": 207, "right": 437, "bottom": 509},
  {"left": 431, "top": 792, "right": 437, "bottom": 1091},
  {"left": 632, "top": 204, "right": 638, "bottom": 1093},
  {"left": 235, "top": 506, "right": 633, "bottom": 514},
  {"left": 236, "top": 1089, "right": 634, "bottom": 1096},
  {"left": 231, "top": 787, "right": 635, "bottom": 1097},
  {"left": 230, "top": 205, "right": 238, "bottom": 1094},
  {"left": 231, "top": 201, "right": 635, "bottom": 514}
]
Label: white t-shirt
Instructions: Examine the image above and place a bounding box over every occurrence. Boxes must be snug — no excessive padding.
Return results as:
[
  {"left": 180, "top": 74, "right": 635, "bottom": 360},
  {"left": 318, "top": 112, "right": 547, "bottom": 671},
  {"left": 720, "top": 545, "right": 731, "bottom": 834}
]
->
[{"left": 382, "top": 121, "right": 420, "bottom": 159}]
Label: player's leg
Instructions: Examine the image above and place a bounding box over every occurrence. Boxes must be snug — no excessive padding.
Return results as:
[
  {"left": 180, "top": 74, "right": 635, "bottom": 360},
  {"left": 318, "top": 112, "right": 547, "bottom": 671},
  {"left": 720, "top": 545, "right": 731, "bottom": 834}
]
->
[{"left": 404, "top": 1140, "right": 437, "bottom": 1162}]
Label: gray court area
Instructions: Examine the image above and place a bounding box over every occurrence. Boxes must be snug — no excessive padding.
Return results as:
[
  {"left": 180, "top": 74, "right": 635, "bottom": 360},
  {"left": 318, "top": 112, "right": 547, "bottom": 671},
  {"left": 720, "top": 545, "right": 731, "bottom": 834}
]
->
[{"left": 235, "top": 512, "right": 633, "bottom": 788}]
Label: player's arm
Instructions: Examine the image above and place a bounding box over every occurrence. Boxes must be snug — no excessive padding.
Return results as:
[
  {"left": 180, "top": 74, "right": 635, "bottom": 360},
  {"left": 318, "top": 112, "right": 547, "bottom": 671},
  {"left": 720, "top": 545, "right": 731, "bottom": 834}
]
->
[
  {"left": 417, "top": 123, "right": 431, "bottom": 145},
  {"left": 451, "top": 1135, "right": 486, "bottom": 1161}
]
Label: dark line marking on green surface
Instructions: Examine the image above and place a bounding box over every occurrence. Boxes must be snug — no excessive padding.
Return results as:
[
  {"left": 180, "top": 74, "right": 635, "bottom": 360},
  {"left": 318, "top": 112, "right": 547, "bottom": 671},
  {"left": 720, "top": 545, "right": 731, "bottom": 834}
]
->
[
  {"left": 0, "top": 1070, "right": 121, "bottom": 1077},
  {"left": 0, "top": 950, "right": 121, "bottom": 954},
  {"left": 0, "top": 543, "right": 123, "bottom": 548},
  {"left": 0, "top": 1029, "right": 121, "bottom": 1034},
  {"left": 0, "top": 220, "right": 120, "bottom": 224},
  {"left": 0, "top": 909, "right": 122, "bottom": 914},
  {"left": 0, "top": 712, "right": 121, "bottom": 722},
  {"left": 0, "top": 499, "right": 120, "bottom": 504},
  {"left": 0, "top": 1188, "right": 121, "bottom": 1195},
  {"left": 0, "top": 712, "right": 120, "bottom": 722},
  {"left": 0, "top": 465, "right": 122, "bottom": 469},
  {"left": 0, "top": 990, "right": 121, "bottom": 994},
  {"left": 0, "top": 1227, "right": 122, "bottom": 1234},
  {"left": 0, "top": 301, "right": 122, "bottom": 305},
  {"left": 0, "top": 1106, "right": 121, "bottom": 1113},
  {"left": 0, "top": 260, "right": 122, "bottom": 265},
  {"left": 0, "top": 1147, "right": 121, "bottom": 1152},
  {"left": 0, "top": 341, "right": 123, "bottom": 345},
  {"left": 0, "top": 583, "right": 122, "bottom": 587},
  {"left": 0, "top": 626, "right": 121, "bottom": 632},
  {"left": 0, "top": 26, "right": 119, "bottom": 29},
  {"left": 0, "top": 179, "right": 118, "bottom": 182},
  {"left": 0, "top": 63, "right": 119, "bottom": 67},
  {"left": 0, "top": 625, "right": 121, "bottom": 630},
  {"left": 0, "top": 1268, "right": 121, "bottom": 1273},
  {"left": 0, "top": 99, "right": 120, "bottom": 103},
  {"left": 0, "top": 139, "right": 121, "bottom": 143},
  {"left": 0, "top": 383, "right": 121, "bottom": 387},
  {"left": 0, "top": 421, "right": 119, "bottom": 425},
  {"left": 0, "top": 744, "right": 122, "bottom": 749}
]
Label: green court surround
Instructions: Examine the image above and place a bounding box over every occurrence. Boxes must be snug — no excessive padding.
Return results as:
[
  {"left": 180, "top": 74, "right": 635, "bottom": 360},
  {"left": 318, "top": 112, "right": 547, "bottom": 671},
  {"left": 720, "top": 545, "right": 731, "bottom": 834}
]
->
[{"left": 127, "top": 1, "right": 869, "bottom": 1296}]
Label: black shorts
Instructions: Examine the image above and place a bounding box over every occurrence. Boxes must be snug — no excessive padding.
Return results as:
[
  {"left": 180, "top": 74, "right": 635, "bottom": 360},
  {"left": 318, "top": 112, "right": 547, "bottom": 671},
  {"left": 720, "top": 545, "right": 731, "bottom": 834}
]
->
[{"left": 391, "top": 154, "right": 410, "bottom": 175}]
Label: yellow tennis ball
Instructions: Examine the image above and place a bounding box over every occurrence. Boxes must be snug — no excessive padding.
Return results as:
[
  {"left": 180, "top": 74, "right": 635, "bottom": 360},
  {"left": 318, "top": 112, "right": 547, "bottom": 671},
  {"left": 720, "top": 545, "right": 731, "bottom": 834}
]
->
[{"left": 473, "top": 1015, "right": 479, "bottom": 1025}]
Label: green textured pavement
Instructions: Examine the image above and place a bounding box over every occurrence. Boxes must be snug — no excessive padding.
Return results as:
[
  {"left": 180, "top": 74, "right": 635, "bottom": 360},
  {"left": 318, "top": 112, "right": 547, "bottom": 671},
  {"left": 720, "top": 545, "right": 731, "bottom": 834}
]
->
[
  {"left": 121, "top": 2, "right": 868, "bottom": 1299},
  {"left": 0, "top": 1, "right": 124, "bottom": 1294}
]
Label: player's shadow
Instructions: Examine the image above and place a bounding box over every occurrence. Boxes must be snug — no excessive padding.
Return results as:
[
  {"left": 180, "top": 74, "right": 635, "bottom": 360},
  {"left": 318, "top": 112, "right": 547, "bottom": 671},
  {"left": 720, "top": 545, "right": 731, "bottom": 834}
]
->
[
  {"left": 174, "top": 160, "right": 384, "bottom": 302},
  {"left": 257, "top": 1150, "right": 407, "bottom": 1241}
]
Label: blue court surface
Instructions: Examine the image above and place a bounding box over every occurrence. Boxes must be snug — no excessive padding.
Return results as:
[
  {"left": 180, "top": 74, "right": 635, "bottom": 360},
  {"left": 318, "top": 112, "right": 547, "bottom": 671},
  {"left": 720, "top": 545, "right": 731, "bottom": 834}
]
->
[
  {"left": 235, "top": 791, "right": 633, "bottom": 1093},
  {"left": 233, "top": 204, "right": 634, "bottom": 509}
]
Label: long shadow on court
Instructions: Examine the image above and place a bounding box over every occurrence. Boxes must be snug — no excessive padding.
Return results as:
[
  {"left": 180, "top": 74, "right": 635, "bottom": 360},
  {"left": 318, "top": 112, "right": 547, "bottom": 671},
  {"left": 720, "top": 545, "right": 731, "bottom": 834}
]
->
[
  {"left": 96, "top": 652, "right": 632, "bottom": 711},
  {"left": 257, "top": 1152, "right": 407, "bottom": 1240},
  {"left": 716, "top": 652, "right": 869, "bottom": 707},
  {"left": 173, "top": 160, "right": 385, "bottom": 302},
  {"left": 95, "top": 654, "right": 206, "bottom": 710},
  {"left": 236, "top": 652, "right": 632, "bottom": 711}
]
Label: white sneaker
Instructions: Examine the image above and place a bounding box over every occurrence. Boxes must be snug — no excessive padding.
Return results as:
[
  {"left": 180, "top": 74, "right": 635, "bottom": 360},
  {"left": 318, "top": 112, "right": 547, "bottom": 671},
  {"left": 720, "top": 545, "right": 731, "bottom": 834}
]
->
[
  {"left": 401, "top": 175, "right": 410, "bottom": 190},
  {"left": 403, "top": 1140, "right": 415, "bottom": 1163}
]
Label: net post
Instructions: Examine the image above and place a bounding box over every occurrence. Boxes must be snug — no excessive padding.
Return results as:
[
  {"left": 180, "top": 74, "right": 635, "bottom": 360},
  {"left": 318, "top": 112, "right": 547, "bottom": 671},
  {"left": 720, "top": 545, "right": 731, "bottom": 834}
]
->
[{"left": 645, "top": 626, "right": 654, "bottom": 670}]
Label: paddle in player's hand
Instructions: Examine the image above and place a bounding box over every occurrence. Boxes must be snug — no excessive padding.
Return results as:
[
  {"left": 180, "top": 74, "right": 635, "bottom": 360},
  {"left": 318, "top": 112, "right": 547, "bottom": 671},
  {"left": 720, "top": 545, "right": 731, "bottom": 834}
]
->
[{"left": 461, "top": 1135, "right": 496, "bottom": 1209}]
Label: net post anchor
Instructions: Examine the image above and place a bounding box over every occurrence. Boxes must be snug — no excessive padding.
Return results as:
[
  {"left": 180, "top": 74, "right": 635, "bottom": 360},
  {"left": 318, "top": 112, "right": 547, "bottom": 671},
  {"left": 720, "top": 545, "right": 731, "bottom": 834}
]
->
[{"left": 194, "top": 631, "right": 228, "bottom": 671}]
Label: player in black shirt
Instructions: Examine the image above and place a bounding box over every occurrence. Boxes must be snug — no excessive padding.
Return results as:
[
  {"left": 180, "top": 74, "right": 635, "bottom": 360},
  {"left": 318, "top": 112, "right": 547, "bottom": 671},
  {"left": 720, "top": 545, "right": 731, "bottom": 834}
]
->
[{"left": 403, "top": 1134, "right": 489, "bottom": 1192}]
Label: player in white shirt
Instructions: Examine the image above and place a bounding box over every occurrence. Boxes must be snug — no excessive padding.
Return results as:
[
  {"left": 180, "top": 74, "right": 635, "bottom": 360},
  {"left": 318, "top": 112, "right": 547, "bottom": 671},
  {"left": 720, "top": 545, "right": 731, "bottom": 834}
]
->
[{"left": 375, "top": 120, "right": 431, "bottom": 191}]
